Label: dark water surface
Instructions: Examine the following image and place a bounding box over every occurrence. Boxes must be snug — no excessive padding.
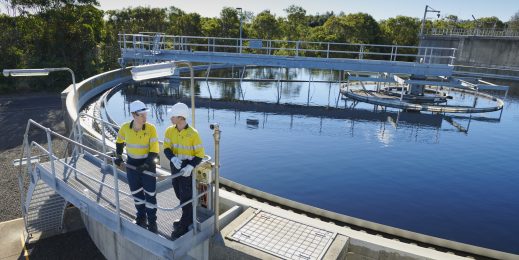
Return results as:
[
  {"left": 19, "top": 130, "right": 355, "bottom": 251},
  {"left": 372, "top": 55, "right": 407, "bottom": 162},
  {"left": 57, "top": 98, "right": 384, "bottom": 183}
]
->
[{"left": 105, "top": 68, "right": 519, "bottom": 254}]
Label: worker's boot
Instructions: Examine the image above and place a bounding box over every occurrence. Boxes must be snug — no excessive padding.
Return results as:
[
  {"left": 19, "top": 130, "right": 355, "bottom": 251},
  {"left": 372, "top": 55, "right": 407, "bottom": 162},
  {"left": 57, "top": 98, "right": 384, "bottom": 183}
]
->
[
  {"left": 173, "top": 220, "right": 181, "bottom": 230},
  {"left": 171, "top": 226, "right": 188, "bottom": 240},
  {"left": 148, "top": 221, "right": 158, "bottom": 233},
  {"left": 133, "top": 216, "right": 147, "bottom": 229}
]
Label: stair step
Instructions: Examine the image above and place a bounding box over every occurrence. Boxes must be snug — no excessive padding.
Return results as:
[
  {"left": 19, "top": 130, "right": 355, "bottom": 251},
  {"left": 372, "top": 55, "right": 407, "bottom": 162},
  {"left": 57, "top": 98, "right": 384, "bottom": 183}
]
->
[
  {"left": 28, "top": 200, "right": 66, "bottom": 209},
  {"left": 27, "top": 211, "right": 64, "bottom": 220}
]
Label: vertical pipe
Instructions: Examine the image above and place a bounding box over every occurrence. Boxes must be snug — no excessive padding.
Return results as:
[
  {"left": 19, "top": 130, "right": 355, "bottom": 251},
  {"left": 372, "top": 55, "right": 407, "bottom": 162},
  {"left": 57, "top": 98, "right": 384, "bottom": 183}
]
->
[
  {"left": 336, "top": 70, "right": 342, "bottom": 107},
  {"left": 239, "top": 13, "right": 243, "bottom": 54},
  {"left": 192, "top": 163, "right": 198, "bottom": 234},
  {"left": 212, "top": 124, "right": 221, "bottom": 234},
  {"left": 206, "top": 64, "right": 213, "bottom": 100},
  {"left": 420, "top": 5, "right": 429, "bottom": 37},
  {"left": 307, "top": 71, "right": 312, "bottom": 106},
  {"left": 180, "top": 62, "right": 196, "bottom": 128}
]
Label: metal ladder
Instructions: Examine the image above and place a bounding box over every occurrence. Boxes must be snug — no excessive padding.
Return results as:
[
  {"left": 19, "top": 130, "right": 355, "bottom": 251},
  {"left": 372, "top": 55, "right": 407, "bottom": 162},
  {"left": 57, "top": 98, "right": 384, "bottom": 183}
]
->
[
  {"left": 17, "top": 121, "right": 73, "bottom": 240},
  {"left": 24, "top": 177, "right": 67, "bottom": 238}
]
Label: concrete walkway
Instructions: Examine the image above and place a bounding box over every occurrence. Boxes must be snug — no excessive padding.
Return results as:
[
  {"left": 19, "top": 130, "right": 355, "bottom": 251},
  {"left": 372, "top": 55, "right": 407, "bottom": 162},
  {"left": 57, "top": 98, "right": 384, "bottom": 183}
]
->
[
  {"left": 0, "top": 207, "right": 105, "bottom": 260},
  {"left": 0, "top": 218, "right": 25, "bottom": 260}
]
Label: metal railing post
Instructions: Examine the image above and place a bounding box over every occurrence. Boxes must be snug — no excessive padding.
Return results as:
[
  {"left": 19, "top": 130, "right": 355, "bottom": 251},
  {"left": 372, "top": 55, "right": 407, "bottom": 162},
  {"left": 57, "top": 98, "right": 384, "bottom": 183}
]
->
[
  {"left": 19, "top": 135, "right": 29, "bottom": 224},
  {"left": 192, "top": 165, "right": 198, "bottom": 234},
  {"left": 100, "top": 121, "right": 107, "bottom": 167},
  {"left": 212, "top": 123, "right": 221, "bottom": 234},
  {"left": 450, "top": 49, "right": 457, "bottom": 65},
  {"left": 111, "top": 158, "right": 122, "bottom": 231},
  {"left": 76, "top": 120, "right": 84, "bottom": 153},
  {"left": 327, "top": 43, "right": 330, "bottom": 58},
  {"left": 45, "top": 128, "right": 57, "bottom": 188}
]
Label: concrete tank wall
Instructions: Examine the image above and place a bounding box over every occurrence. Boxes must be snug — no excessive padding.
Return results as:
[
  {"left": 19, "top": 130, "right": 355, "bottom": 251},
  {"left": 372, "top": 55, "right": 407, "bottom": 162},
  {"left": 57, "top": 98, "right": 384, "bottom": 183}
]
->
[{"left": 420, "top": 36, "right": 519, "bottom": 79}]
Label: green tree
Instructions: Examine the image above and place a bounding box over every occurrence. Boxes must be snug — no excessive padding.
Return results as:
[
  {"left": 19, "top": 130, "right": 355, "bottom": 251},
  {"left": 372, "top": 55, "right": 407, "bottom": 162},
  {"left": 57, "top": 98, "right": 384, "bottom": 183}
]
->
[
  {"left": 432, "top": 15, "right": 462, "bottom": 30},
  {"left": 0, "top": 2, "right": 105, "bottom": 93},
  {"left": 308, "top": 12, "right": 334, "bottom": 27},
  {"left": 282, "top": 5, "right": 308, "bottom": 40},
  {"left": 509, "top": 10, "right": 519, "bottom": 30},
  {"left": 312, "top": 13, "right": 380, "bottom": 44},
  {"left": 380, "top": 16, "right": 420, "bottom": 45},
  {"left": 201, "top": 17, "right": 221, "bottom": 37},
  {"left": 250, "top": 10, "right": 280, "bottom": 39},
  {"left": 476, "top": 16, "right": 504, "bottom": 29},
  {"left": 170, "top": 12, "right": 202, "bottom": 36},
  {"left": 9, "top": 0, "right": 99, "bottom": 14},
  {"left": 219, "top": 7, "right": 239, "bottom": 38}
]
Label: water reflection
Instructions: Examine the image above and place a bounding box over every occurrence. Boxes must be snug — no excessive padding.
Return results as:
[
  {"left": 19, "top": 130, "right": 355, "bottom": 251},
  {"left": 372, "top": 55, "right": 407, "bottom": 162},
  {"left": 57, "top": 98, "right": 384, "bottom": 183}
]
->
[{"left": 115, "top": 77, "right": 503, "bottom": 141}]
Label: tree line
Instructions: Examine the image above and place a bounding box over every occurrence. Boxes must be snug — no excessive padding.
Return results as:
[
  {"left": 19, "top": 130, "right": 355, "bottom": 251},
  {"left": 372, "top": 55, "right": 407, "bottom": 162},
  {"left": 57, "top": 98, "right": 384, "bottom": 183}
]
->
[{"left": 1, "top": 0, "right": 518, "bottom": 93}]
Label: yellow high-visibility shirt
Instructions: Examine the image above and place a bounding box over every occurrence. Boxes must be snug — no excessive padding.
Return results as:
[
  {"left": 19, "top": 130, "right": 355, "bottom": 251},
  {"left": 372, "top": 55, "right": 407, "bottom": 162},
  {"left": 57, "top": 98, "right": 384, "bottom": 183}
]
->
[
  {"left": 116, "top": 121, "right": 159, "bottom": 159},
  {"left": 163, "top": 125, "right": 204, "bottom": 160}
]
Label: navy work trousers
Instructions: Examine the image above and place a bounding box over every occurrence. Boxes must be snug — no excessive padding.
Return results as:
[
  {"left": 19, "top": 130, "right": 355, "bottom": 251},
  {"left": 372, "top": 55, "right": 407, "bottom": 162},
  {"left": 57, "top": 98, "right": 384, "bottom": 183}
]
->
[
  {"left": 127, "top": 158, "right": 157, "bottom": 224},
  {"left": 172, "top": 174, "right": 193, "bottom": 229}
]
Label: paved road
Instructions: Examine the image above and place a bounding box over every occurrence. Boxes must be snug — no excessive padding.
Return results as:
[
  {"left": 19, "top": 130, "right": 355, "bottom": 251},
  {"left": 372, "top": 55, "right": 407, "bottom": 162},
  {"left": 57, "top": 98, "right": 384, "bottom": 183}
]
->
[{"left": 0, "top": 93, "right": 105, "bottom": 260}]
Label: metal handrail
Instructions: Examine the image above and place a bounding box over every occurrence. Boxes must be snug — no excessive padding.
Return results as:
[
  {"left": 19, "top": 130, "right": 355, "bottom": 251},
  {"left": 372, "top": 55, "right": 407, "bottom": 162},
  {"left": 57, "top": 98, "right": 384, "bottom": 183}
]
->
[
  {"left": 20, "top": 118, "right": 216, "bottom": 237},
  {"left": 427, "top": 28, "right": 519, "bottom": 38},
  {"left": 119, "top": 33, "right": 457, "bottom": 65},
  {"left": 130, "top": 32, "right": 457, "bottom": 50},
  {"left": 29, "top": 141, "right": 210, "bottom": 216}
]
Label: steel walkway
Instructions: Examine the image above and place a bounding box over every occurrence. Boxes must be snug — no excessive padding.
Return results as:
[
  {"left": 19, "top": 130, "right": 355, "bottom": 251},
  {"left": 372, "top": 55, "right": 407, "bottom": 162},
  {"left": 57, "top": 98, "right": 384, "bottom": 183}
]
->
[
  {"left": 119, "top": 33, "right": 456, "bottom": 77},
  {"left": 38, "top": 154, "right": 189, "bottom": 238},
  {"left": 17, "top": 119, "right": 217, "bottom": 259}
]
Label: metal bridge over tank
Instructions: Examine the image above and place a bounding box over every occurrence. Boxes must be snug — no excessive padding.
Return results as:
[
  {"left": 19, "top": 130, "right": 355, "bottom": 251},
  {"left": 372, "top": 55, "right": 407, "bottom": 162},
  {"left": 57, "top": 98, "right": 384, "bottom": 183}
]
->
[{"left": 119, "top": 33, "right": 456, "bottom": 77}]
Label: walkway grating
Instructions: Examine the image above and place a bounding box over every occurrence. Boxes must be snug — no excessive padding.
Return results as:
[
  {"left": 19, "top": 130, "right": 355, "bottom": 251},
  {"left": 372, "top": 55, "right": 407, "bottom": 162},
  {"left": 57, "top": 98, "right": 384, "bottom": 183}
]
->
[
  {"left": 39, "top": 153, "right": 184, "bottom": 238},
  {"left": 228, "top": 210, "right": 336, "bottom": 260}
]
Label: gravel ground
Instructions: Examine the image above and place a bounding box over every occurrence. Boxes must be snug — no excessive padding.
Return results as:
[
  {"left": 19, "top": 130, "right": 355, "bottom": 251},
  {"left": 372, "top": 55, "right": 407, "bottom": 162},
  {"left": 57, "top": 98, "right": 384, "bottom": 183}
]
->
[
  {"left": 0, "top": 93, "right": 105, "bottom": 259},
  {"left": 0, "top": 93, "right": 66, "bottom": 222}
]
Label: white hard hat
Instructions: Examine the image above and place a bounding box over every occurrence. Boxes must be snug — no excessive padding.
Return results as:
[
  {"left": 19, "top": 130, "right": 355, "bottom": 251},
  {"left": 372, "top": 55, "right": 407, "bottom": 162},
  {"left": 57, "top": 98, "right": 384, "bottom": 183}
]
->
[
  {"left": 130, "top": 100, "right": 149, "bottom": 113},
  {"left": 168, "top": 102, "right": 189, "bottom": 119}
]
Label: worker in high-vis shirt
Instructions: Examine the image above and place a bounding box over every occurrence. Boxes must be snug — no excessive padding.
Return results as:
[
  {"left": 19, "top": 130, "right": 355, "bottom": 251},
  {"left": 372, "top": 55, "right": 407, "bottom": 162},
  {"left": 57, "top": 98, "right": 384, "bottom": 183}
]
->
[
  {"left": 114, "top": 100, "right": 160, "bottom": 233},
  {"left": 163, "top": 102, "right": 205, "bottom": 239}
]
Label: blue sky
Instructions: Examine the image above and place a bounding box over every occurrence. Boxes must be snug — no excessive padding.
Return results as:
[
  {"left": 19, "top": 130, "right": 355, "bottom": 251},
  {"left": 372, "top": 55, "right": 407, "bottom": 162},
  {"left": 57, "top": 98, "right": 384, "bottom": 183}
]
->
[{"left": 97, "top": 0, "right": 518, "bottom": 21}]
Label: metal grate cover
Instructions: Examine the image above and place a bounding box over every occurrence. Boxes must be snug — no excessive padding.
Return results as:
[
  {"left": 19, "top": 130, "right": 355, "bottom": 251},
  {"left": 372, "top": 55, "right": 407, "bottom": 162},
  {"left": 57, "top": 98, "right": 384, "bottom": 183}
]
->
[{"left": 229, "top": 210, "right": 336, "bottom": 260}]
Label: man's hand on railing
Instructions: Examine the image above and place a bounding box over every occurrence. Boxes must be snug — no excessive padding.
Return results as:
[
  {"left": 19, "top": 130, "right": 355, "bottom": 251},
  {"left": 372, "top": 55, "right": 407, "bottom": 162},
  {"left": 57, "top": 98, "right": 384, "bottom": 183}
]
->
[{"left": 136, "top": 162, "right": 150, "bottom": 173}]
